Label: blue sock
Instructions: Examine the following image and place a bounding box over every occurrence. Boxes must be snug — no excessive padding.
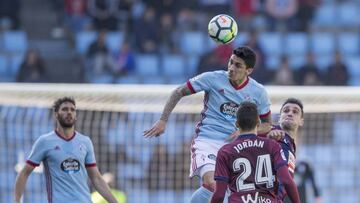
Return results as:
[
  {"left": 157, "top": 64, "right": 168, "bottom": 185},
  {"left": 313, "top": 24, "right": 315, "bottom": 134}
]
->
[{"left": 189, "top": 185, "right": 213, "bottom": 203}]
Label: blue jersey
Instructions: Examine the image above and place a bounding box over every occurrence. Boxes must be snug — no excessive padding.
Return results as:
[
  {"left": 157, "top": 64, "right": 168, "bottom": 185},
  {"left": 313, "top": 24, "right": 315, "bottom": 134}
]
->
[
  {"left": 187, "top": 70, "right": 271, "bottom": 141},
  {"left": 27, "top": 130, "right": 96, "bottom": 203}
]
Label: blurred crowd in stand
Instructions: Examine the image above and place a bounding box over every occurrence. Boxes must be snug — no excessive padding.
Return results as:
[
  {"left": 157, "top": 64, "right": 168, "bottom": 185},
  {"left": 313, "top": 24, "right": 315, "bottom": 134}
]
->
[{"left": 0, "top": 0, "right": 357, "bottom": 85}]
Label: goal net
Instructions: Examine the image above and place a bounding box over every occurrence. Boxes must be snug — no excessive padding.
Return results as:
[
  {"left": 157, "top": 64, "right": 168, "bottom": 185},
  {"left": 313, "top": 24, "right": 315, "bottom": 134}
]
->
[{"left": 0, "top": 83, "right": 359, "bottom": 203}]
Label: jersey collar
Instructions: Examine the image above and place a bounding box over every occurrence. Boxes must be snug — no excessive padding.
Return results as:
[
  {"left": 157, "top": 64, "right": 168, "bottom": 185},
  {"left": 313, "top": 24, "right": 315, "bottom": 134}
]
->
[
  {"left": 55, "top": 129, "right": 76, "bottom": 141},
  {"left": 236, "top": 133, "right": 257, "bottom": 140},
  {"left": 230, "top": 76, "right": 249, "bottom": 90}
]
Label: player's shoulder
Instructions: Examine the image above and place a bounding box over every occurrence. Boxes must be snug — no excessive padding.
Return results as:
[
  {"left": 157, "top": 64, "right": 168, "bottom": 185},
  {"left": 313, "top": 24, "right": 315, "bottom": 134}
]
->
[
  {"left": 213, "top": 70, "right": 227, "bottom": 76},
  {"left": 75, "top": 131, "right": 91, "bottom": 141},
  {"left": 252, "top": 136, "right": 276, "bottom": 144},
  {"left": 37, "top": 131, "right": 56, "bottom": 141},
  {"left": 199, "top": 70, "right": 227, "bottom": 79},
  {"left": 256, "top": 136, "right": 281, "bottom": 148},
  {"left": 248, "top": 77, "right": 266, "bottom": 90},
  {"left": 190, "top": 70, "right": 228, "bottom": 87},
  {"left": 218, "top": 141, "right": 235, "bottom": 154},
  {"left": 276, "top": 131, "right": 294, "bottom": 146}
]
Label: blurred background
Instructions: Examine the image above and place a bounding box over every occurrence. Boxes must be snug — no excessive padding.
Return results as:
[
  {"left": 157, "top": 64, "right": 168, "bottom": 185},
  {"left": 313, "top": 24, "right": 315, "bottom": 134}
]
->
[
  {"left": 0, "top": 0, "right": 359, "bottom": 85},
  {"left": 0, "top": 0, "right": 360, "bottom": 203}
]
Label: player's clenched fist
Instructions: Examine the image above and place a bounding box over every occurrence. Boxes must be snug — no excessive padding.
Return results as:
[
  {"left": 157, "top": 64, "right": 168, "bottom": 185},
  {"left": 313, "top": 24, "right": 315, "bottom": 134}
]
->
[{"left": 267, "top": 129, "right": 285, "bottom": 140}]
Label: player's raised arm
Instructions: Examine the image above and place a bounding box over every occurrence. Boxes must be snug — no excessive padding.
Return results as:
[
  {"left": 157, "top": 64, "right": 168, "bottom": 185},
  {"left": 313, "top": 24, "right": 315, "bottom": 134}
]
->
[
  {"left": 143, "top": 83, "right": 194, "bottom": 138},
  {"left": 14, "top": 164, "right": 35, "bottom": 203},
  {"left": 258, "top": 109, "right": 272, "bottom": 135}
]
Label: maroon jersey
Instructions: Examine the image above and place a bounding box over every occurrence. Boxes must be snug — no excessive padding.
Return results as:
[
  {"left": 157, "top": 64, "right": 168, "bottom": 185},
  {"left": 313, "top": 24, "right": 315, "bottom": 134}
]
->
[{"left": 214, "top": 133, "right": 288, "bottom": 203}]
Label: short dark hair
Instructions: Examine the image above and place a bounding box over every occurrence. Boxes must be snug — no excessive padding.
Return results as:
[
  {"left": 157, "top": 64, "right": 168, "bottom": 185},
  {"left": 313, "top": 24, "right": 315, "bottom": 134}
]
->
[
  {"left": 281, "top": 98, "right": 304, "bottom": 117},
  {"left": 53, "top": 97, "right": 76, "bottom": 112},
  {"left": 236, "top": 101, "right": 259, "bottom": 131},
  {"left": 233, "top": 46, "right": 256, "bottom": 69}
]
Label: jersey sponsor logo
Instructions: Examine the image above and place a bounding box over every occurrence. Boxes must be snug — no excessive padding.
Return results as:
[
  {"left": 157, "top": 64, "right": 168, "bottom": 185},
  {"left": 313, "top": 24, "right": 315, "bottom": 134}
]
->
[
  {"left": 61, "top": 158, "right": 80, "bottom": 174},
  {"left": 208, "top": 154, "right": 216, "bottom": 161},
  {"left": 280, "top": 149, "right": 286, "bottom": 161},
  {"left": 220, "top": 102, "right": 239, "bottom": 119},
  {"left": 288, "top": 152, "right": 296, "bottom": 174},
  {"left": 241, "top": 193, "right": 258, "bottom": 203},
  {"left": 258, "top": 196, "right": 272, "bottom": 203},
  {"left": 241, "top": 192, "right": 272, "bottom": 203},
  {"left": 54, "top": 145, "right": 61, "bottom": 150}
]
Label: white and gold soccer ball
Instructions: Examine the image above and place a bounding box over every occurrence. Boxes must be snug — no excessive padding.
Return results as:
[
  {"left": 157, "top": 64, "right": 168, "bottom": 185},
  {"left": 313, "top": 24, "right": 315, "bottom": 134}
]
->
[{"left": 208, "top": 14, "right": 238, "bottom": 44}]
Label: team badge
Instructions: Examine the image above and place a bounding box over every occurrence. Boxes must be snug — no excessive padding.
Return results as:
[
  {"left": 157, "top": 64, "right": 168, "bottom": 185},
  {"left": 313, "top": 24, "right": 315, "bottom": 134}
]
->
[{"left": 243, "top": 94, "right": 251, "bottom": 100}]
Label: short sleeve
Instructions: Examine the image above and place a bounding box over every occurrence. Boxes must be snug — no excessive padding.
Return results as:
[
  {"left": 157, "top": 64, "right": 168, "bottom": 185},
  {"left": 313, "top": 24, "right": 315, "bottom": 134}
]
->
[
  {"left": 258, "top": 89, "right": 271, "bottom": 117},
  {"left": 214, "top": 148, "right": 230, "bottom": 183},
  {"left": 27, "top": 137, "right": 46, "bottom": 167},
  {"left": 187, "top": 72, "right": 214, "bottom": 93},
  {"left": 85, "top": 138, "right": 97, "bottom": 167},
  {"left": 272, "top": 142, "right": 288, "bottom": 171}
]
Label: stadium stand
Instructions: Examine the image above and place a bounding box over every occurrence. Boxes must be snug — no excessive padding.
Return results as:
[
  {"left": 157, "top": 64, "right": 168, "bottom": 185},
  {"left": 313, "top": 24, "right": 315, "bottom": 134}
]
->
[{"left": 0, "top": 0, "right": 360, "bottom": 202}]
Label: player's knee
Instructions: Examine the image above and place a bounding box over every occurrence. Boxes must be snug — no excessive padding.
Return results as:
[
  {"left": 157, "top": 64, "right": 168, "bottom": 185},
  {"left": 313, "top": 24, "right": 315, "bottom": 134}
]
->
[
  {"left": 206, "top": 179, "right": 216, "bottom": 191},
  {"left": 202, "top": 172, "right": 216, "bottom": 191}
]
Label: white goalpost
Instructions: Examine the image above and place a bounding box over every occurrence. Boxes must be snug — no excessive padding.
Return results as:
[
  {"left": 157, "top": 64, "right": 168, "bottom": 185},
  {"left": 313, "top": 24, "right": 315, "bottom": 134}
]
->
[{"left": 0, "top": 83, "right": 359, "bottom": 203}]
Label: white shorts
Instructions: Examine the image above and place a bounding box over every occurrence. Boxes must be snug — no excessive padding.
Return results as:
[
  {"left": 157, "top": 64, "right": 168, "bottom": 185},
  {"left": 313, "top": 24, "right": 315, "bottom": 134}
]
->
[{"left": 189, "top": 138, "right": 227, "bottom": 178}]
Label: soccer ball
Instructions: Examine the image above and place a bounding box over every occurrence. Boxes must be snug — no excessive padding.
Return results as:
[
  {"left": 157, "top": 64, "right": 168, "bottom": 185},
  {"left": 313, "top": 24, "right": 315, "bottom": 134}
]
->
[{"left": 208, "top": 14, "right": 238, "bottom": 44}]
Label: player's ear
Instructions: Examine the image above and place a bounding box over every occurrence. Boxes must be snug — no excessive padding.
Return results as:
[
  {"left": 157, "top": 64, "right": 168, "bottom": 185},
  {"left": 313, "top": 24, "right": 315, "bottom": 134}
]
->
[
  {"left": 74, "top": 110, "right": 77, "bottom": 120},
  {"left": 54, "top": 112, "right": 59, "bottom": 119},
  {"left": 235, "top": 121, "right": 240, "bottom": 129},
  {"left": 246, "top": 67, "right": 254, "bottom": 75},
  {"left": 299, "top": 117, "right": 304, "bottom": 127}
]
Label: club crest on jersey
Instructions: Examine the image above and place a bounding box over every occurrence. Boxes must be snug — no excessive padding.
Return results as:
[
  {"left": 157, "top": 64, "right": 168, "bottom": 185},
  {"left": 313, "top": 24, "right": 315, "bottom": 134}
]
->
[
  {"left": 243, "top": 94, "right": 251, "bottom": 100},
  {"left": 220, "top": 102, "right": 239, "bottom": 119},
  {"left": 79, "top": 143, "right": 87, "bottom": 152},
  {"left": 243, "top": 94, "right": 258, "bottom": 106},
  {"left": 61, "top": 158, "right": 80, "bottom": 174}
]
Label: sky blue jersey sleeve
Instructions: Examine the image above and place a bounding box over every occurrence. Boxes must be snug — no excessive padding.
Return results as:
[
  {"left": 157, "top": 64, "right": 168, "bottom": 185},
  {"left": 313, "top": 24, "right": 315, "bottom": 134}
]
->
[
  {"left": 258, "top": 87, "right": 271, "bottom": 116},
  {"left": 188, "top": 71, "right": 214, "bottom": 93},
  {"left": 85, "top": 137, "right": 96, "bottom": 165},
  {"left": 27, "top": 136, "right": 46, "bottom": 166}
]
